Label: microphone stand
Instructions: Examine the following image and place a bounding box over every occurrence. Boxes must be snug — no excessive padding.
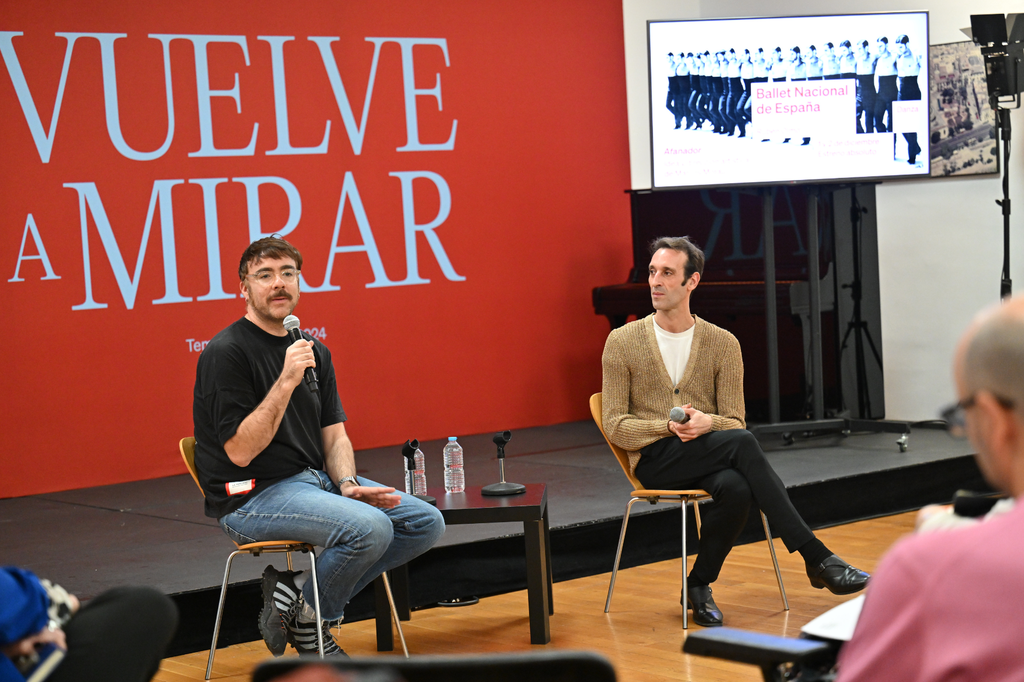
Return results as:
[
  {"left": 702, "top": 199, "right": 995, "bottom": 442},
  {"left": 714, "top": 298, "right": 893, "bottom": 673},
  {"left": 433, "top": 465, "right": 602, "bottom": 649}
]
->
[
  {"left": 401, "top": 439, "right": 435, "bottom": 505},
  {"left": 482, "top": 431, "right": 526, "bottom": 496}
]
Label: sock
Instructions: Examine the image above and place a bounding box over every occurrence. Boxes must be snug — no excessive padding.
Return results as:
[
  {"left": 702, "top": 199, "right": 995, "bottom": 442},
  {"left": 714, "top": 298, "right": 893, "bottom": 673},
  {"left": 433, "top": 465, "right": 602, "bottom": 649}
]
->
[
  {"left": 297, "top": 600, "right": 317, "bottom": 622},
  {"left": 288, "top": 571, "right": 318, "bottom": 621},
  {"left": 687, "top": 574, "right": 709, "bottom": 589},
  {"left": 798, "top": 538, "right": 832, "bottom": 567}
]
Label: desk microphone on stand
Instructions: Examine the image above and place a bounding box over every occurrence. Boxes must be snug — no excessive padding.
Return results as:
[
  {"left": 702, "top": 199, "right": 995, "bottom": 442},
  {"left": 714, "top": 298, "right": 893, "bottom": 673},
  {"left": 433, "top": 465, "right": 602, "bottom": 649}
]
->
[
  {"left": 401, "top": 439, "right": 435, "bottom": 505},
  {"left": 481, "top": 430, "right": 526, "bottom": 496}
]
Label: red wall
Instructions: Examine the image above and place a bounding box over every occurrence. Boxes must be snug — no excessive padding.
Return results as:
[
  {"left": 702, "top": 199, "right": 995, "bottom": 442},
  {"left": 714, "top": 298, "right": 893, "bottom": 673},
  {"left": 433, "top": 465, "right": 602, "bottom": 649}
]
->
[{"left": 0, "top": 0, "right": 633, "bottom": 497}]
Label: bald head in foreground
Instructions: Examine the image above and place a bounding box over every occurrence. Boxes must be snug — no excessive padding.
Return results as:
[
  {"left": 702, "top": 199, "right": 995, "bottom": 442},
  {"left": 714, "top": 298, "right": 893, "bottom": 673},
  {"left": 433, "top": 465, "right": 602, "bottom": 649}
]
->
[{"left": 837, "top": 296, "right": 1024, "bottom": 681}]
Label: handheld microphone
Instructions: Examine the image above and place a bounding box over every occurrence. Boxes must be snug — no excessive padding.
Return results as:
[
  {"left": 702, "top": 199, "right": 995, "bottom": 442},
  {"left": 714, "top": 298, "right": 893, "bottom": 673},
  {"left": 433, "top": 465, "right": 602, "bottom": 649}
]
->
[
  {"left": 669, "top": 406, "right": 690, "bottom": 425},
  {"left": 283, "top": 315, "right": 319, "bottom": 394}
]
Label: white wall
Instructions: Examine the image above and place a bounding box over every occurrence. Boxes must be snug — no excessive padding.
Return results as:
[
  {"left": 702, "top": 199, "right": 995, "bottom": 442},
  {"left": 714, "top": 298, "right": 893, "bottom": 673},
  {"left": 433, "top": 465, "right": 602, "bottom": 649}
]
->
[{"left": 622, "top": 0, "right": 1024, "bottom": 421}]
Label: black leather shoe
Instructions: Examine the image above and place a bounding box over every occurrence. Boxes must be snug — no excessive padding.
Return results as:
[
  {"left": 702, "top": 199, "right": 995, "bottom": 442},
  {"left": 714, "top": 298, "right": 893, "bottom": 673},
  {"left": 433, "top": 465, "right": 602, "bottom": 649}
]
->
[
  {"left": 806, "top": 554, "right": 870, "bottom": 595},
  {"left": 683, "top": 585, "right": 724, "bottom": 627}
]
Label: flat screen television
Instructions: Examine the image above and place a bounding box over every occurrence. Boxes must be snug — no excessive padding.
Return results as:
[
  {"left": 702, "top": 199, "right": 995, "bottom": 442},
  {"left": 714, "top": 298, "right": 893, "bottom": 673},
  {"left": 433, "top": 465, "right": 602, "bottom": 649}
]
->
[{"left": 649, "top": 12, "right": 930, "bottom": 190}]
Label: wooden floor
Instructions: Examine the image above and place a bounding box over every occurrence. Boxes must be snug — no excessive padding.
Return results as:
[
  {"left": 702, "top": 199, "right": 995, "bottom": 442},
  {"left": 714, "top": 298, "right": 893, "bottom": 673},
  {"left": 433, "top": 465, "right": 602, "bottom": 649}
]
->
[{"left": 155, "top": 511, "right": 916, "bottom": 682}]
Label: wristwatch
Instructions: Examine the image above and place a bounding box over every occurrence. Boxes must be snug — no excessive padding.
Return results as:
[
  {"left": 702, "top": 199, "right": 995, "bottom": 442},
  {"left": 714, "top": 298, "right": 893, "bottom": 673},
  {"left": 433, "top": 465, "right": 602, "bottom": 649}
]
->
[{"left": 338, "top": 476, "right": 358, "bottom": 487}]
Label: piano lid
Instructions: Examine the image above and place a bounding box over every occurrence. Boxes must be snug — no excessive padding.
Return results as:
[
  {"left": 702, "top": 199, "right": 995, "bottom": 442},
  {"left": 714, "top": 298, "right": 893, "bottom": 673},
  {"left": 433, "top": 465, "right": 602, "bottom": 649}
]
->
[{"left": 626, "top": 186, "right": 832, "bottom": 286}]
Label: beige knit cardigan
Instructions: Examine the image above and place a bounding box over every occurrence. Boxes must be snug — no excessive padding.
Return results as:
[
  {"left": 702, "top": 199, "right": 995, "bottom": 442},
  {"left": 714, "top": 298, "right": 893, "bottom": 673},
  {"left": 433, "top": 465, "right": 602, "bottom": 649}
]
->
[{"left": 600, "top": 314, "right": 746, "bottom": 474}]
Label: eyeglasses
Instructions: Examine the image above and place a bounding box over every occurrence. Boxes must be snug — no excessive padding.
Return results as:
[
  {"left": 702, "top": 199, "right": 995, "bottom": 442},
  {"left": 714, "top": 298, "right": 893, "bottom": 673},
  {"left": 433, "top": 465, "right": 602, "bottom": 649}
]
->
[
  {"left": 246, "top": 270, "right": 300, "bottom": 285},
  {"left": 940, "top": 393, "right": 1015, "bottom": 438}
]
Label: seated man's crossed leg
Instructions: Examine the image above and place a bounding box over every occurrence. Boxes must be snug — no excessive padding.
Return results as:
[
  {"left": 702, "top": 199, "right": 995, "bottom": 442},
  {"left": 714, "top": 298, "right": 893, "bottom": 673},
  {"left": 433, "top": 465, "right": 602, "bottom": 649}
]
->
[{"left": 637, "top": 429, "right": 866, "bottom": 625}]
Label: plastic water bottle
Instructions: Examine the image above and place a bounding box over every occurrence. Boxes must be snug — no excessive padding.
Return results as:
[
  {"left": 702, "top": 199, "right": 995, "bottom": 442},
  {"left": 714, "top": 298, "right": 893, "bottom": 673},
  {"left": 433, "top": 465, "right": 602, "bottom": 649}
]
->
[
  {"left": 412, "top": 445, "right": 428, "bottom": 496},
  {"left": 443, "top": 437, "right": 465, "bottom": 493}
]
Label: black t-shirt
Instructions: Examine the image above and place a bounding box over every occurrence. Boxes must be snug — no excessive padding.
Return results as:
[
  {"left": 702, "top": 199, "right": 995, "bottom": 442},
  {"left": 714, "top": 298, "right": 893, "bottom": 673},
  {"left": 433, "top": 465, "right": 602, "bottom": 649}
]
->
[{"left": 192, "top": 317, "right": 347, "bottom": 518}]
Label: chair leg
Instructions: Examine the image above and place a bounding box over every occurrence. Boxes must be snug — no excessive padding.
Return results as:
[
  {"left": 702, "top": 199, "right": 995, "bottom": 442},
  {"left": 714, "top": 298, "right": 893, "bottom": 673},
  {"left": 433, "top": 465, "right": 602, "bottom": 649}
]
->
[
  {"left": 760, "top": 512, "right": 789, "bottom": 611},
  {"left": 206, "top": 550, "right": 243, "bottom": 680},
  {"left": 681, "top": 499, "right": 688, "bottom": 630},
  {"left": 305, "top": 547, "right": 325, "bottom": 658},
  {"left": 605, "top": 497, "right": 641, "bottom": 612},
  {"left": 693, "top": 498, "right": 702, "bottom": 538},
  {"left": 380, "top": 571, "right": 409, "bottom": 658}
]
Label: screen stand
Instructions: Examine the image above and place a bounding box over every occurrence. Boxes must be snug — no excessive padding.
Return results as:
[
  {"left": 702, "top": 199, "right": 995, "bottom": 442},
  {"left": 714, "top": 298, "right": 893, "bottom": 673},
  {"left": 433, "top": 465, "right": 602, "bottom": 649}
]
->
[{"left": 749, "top": 185, "right": 911, "bottom": 453}]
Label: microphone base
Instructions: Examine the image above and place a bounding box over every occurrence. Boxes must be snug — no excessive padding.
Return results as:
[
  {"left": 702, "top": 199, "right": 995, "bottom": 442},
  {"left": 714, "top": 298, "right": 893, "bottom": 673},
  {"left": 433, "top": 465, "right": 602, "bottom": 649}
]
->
[
  {"left": 413, "top": 494, "right": 437, "bottom": 506},
  {"left": 481, "top": 481, "right": 527, "bottom": 496}
]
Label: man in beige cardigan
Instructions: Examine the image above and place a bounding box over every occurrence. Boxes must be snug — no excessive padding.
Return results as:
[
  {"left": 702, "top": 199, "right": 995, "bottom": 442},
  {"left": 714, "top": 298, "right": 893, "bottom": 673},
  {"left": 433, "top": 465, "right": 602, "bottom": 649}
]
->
[{"left": 601, "top": 236, "right": 868, "bottom": 626}]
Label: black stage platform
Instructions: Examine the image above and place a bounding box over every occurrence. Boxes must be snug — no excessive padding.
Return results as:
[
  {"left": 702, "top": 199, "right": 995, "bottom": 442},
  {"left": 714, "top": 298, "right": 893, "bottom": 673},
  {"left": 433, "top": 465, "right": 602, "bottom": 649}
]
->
[{"left": 2, "top": 421, "right": 983, "bottom": 655}]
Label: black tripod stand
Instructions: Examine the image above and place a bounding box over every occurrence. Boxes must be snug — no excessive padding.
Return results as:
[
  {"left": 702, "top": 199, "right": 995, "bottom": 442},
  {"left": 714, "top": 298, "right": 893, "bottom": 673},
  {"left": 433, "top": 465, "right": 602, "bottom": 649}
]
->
[
  {"left": 750, "top": 185, "right": 910, "bottom": 451},
  {"left": 838, "top": 185, "right": 885, "bottom": 420}
]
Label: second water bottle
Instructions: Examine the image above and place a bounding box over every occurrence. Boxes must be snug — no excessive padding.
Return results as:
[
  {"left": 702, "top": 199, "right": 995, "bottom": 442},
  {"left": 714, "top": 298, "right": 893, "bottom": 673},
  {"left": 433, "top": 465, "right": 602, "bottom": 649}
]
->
[{"left": 442, "top": 436, "right": 465, "bottom": 493}]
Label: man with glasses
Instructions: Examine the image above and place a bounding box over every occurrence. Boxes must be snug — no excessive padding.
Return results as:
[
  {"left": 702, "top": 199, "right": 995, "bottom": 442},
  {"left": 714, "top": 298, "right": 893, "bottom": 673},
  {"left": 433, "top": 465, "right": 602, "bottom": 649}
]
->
[
  {"left": 836, "top": 296, "right": 1024, "bottom": 681},
  {"left": 192, "top": 236, "right": 444, "bottom": 658}
]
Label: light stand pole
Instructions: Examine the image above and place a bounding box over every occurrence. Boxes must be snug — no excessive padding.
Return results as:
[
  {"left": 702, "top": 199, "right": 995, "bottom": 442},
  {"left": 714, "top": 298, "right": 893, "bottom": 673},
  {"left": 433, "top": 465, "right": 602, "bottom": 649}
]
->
[
  {"left": 996, "top": 106, "right": 1013, "bottom": 299},
  {"left": 968, "top": 13, "right": 1023, "bottom": 299}
]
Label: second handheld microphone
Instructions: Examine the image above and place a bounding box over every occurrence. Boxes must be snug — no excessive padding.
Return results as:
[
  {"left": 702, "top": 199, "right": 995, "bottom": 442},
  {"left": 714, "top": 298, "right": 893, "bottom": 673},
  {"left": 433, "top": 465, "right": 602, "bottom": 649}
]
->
[{"left": 669, "top": 406, "right": 690, "bottom": 425}]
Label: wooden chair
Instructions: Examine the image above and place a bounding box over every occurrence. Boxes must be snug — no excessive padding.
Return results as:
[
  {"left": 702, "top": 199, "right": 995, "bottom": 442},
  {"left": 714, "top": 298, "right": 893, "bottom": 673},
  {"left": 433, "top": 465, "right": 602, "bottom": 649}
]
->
[
  {"left": 588, "top": 394, "right": 788, "bottom": 628},
  {"left": 179, "top": 437, "right": 408, "bottom": 679}
]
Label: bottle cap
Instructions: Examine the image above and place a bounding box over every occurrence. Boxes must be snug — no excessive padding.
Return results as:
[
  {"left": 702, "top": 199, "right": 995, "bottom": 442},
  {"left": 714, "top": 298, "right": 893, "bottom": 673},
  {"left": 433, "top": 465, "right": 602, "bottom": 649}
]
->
[{"left": 448, "top": 436, "right": 458, "bottom": 441}]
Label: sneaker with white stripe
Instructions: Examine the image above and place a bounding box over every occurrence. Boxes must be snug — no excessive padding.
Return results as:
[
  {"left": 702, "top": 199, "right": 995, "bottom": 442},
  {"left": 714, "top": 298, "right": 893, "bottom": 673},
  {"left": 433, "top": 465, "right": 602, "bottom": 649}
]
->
[
  {"left": 259, "top": 565, "right": 302, "bottom": 656},
  {"left": 287, "top": 617, "right": 348, "bottom": 657}
]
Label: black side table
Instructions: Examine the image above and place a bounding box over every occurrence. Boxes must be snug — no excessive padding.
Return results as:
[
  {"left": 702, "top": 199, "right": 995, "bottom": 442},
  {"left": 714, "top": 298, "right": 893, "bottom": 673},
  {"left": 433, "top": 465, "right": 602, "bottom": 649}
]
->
[{"left": 376, "top": 484, "right": 553, "bottom": 647}]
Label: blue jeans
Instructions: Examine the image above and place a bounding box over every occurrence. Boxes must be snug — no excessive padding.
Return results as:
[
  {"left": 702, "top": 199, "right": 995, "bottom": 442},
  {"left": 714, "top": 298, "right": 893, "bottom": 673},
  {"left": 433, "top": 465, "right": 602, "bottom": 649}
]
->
[{"left": 219, "top": 469, "right": 445, "bottom": 620}]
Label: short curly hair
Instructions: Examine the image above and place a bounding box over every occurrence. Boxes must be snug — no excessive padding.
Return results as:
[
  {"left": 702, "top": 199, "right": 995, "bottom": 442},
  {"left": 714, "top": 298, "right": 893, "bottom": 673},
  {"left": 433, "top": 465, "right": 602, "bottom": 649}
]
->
[
  {"left": 238, "top": 236, "right": 303, "bottom": 281},
  {"left": 649, "top": 236, "right": 705, "bottom": 281}
]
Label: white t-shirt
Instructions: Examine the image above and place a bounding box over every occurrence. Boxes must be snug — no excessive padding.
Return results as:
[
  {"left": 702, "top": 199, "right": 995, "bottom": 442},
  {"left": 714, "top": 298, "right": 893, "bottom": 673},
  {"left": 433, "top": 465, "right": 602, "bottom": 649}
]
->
[{"left": 654, "top": 318, "right": 694, "bottom": 386}]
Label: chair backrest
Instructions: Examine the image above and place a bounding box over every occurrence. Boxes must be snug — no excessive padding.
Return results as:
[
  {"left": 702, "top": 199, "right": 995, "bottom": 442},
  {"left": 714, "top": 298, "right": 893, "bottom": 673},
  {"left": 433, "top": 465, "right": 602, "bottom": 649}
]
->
[
  {"left": 253, "top": 650, "right": 617, "bottom": 682},
  {"left": 179, "top": 437, "right": 205, "bottom": 498},
  {"left": 590, "top": 393, "right": 643, "bottom": 491}
]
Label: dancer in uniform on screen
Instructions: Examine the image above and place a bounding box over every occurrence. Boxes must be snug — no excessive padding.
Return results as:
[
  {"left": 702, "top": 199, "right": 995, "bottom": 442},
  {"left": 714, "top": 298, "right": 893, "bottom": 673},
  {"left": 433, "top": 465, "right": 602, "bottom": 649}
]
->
[
  {"left": 666, "top": 52, "right": 683, "bottom": 129},
  {"left": 716, "top": 51, "right": 733, "bottom": 133},
  {"left": 806, "top": 45, "right": 823, "bottom": 80},
  {"left": 786, "top": 46, "right": 806, "bottom": 80},
  {"left": 753, "top": 47, "right": 768, "bottom": 80},
  {"left": 725, "top": 49, "right": 744, "bottom": 136},
  {"left": 768, "top": 46, "right": 786, "bottom": 82},
  {"left": 751, "top": 49, "right": 770, "bottom": 140},
  {"left": 822, "top": 42, "right": 841, "bottom": 80},
  {"left": 687, "top": 53, "right": 704, "bottom": 130},
  {"left": 786, "top": 47, "right": 811, "bottom": 145},
  {"left": 674, "top": 53, "right": 693, "bottom": 131},
  {"left": 736, "top": 49, "right": 755, "bottom": 137},
  {"left": 855, "top": 40, "right": 878, "bottom": 134},
  {"left": 838, "top": 40, "right": 856, "bottom": 79},
  {"left": 712, "top": 52, "right": 729, "bottom": 134},
  {"left": 874, "top": 36, "right": 898, "bottom": 133},
  {"left": 764, "top": 48, "right": 787, "bottom": 142},
  {"left": 601, "top": 236, "right": 870, "bottom": 628},
  {"left": 895, "top": 34, "right": 923, "bottom": 165},
  {"left": 708, "top": 51, "right": 723, "bottom": 134},
  {"left": 666, "top": 52, "right": 679, "bottom": 124},
  {"left": 697, "top": 52, "right": 713, "bottom": 131}
]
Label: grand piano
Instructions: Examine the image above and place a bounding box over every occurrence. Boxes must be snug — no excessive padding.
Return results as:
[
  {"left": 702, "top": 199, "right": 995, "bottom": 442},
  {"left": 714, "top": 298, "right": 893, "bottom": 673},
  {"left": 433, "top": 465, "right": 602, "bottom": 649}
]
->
[{"left": 592, "top": 186, "right": 885, "bottom": 424}]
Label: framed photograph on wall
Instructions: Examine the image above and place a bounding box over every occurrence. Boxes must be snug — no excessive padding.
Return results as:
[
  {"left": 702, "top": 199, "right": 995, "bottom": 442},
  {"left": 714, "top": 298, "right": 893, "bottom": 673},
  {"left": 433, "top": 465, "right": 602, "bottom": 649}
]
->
[{"left": 929, "top": 40, "right": 1000, "bottom": 177}]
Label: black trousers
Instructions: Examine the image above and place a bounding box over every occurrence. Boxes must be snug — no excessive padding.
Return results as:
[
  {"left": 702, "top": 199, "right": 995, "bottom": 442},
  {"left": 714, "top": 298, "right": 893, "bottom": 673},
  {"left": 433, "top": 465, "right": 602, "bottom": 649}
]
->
[
  {"left": 50, "top": 586, "right": 178, "bottom": 682},
  {"left": 635, "top": 430, "right": 814, "bottom": 585}
]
